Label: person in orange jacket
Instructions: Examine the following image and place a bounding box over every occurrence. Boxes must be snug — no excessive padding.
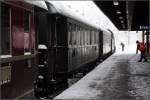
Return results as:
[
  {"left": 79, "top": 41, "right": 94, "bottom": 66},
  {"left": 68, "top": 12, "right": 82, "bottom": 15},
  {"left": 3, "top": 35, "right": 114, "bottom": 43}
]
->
[{"left": 136, "top": 40, "right": 147, "bottom": 62}]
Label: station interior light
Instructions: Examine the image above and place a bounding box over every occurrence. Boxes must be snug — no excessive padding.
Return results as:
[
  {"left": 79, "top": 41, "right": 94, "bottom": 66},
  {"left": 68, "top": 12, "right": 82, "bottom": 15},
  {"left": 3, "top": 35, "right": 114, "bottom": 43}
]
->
[
  {"left": 113, "top": 1, "right": 119, "bottom": 6},
  {"left": 121, "top": 20, "right": 124, "bottom": 23},
  {"left": 116, "top": 10, "right": 121, "bottom": 14},
  {"left": 119, "top": 16, "right": 123, "bottom": 19}
]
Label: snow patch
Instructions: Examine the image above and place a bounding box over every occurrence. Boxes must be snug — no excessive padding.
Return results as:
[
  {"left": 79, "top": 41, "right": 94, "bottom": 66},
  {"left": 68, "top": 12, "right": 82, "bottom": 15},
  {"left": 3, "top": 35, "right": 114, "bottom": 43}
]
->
[
  {"left": 24, "top": 0, "right": 48, "bottom": 10},
  {"left": 38, "top": 44, "right": 48, "bottom": 49},
  {"left": 0, "top": 55, "right": 12, "bottom": 59}
]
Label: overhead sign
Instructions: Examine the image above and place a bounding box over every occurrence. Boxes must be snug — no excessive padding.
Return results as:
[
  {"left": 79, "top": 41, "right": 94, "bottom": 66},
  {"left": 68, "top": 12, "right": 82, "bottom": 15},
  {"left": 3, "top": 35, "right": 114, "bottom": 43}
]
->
[{"left": 140, "top": 26, "right": 150, "bottom": 30}]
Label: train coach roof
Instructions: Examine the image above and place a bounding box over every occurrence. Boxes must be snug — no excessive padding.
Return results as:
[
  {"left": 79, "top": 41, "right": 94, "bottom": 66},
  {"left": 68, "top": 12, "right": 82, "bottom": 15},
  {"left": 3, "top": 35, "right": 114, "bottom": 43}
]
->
[
  {"left": 23, "top": 0, "right": 48, "bottom": 10},
  {"left": 46, "top": 1, "right": 100, "bottom": 30},
  {"left": 23, "top": 0, "right": 118, "bottom": 33}
]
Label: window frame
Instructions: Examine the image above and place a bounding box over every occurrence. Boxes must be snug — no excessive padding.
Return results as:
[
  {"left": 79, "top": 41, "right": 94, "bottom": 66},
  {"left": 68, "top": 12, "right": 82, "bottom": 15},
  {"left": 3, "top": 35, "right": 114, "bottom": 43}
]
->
[
  {"left": 1, "top": 4, "right": 12, "bottom": 58},
  {"left": 23, "top": 10, "right": 32, "bottom": 55}
]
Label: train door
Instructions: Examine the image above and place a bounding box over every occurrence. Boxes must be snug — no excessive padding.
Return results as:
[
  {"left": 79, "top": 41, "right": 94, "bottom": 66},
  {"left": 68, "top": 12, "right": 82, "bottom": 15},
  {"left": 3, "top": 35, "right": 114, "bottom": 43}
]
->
[
  {"left": 99, "top": 30, "right": 103, "bottom": 59},
  {"left": 54, "top": 15, "right": 68, "bottom": 84},
  {"left": 68, "top": 22, "right": 73, "bottom": 72},
  {"left": 34, "top": 7, "right": 51, "bottom": 80}
]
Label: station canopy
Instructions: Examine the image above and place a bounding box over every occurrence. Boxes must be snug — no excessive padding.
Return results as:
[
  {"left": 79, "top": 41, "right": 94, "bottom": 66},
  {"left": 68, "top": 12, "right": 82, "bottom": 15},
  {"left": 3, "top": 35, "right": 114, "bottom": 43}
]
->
[{"left": 94, "top": 1, "right": 149, "bottom": 31}]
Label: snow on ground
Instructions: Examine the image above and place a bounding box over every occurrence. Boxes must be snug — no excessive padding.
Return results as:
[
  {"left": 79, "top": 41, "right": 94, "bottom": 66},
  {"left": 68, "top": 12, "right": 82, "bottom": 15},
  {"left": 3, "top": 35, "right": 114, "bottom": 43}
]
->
[
  {"left": 54, "top": 45, "right": 150, "bottom": 100},
  {"left": 116, "top": 44, "right": 137, "bottom": 54},
  {"left": 54, "top": 60, "right": 117, "bottom": 100}
]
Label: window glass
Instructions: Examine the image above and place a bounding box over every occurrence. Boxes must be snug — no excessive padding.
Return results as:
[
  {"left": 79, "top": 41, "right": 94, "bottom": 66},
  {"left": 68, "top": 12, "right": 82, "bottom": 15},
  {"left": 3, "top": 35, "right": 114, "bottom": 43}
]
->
[
  {"left": 73, "top": 24, "right": 76, "bottom": 45},
  {"left": 83, "top": 29, "right": 86, "bottom": 45},
  {"left": 82, "top": 28, "right": 85, "bottom": 45},
  {"left": 87, "top": 30, "right": 89, "bottom": 45},
  {"left": 94, "top": 31, "right": 96, "bottom": 44},
  {"left": 80, "top": 28, "right": 83, "bottom": 45},
  {"left": 79, "top": 27, "right": 82, "bottom": 45},
  {"left": 1, "top": 4, "right": 11, "bottom": 55},
  {"left": 77, "top": 26, "right": 80, "bottom": 45},
  {"left": 24, "top": 11, "right": 30, "bottom": 32},
  {"left": 71, "top": 24, "right": 74, "bottom": 45},
  {"left": 68, "top": 23, "right": 72, "bottom": 45},
  {"left": 24, "top": 11, "right": 31, "bottom": 54},
  {"left": 89, "top": 30, "right": 92, "bottom": 45},
  {"left": 85, "top": 29, "right": 87, "bottom": 45},
  {"left": 78, "top": 27, "right": 81, "bottom": 45},
  {"left": 82, "top": 29, "right": 85, "bottom": 45},
  {"left": 92, "top": 31, "right": 94, "bottom": 45},
  {"left": 0, "top": 64, "right": 12, "bottom": 85},
  {"left": 75, "top": 25, "right": 77, "bottom": 45},
  {"left": 86, "top": 29, "right": 88, "bottom": 45},
  {"left": 84, "top": 29, "right": 86, "bottom": 45},
  {"left": 71, "top": 24, "right": 75, "bottom": 45},
  {"left": 96, "top": 31, "right": 99, "bottom": 44},
  {"left": 96, "top": 31, "right": 98, "bottom": 44}
]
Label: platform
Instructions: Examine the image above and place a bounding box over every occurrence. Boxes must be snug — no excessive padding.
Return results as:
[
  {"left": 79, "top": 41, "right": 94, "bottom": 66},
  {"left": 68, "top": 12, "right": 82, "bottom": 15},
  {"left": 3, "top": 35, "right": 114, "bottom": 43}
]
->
[{"left": 54, "top": 46, "right": 150, "bottom": 100}]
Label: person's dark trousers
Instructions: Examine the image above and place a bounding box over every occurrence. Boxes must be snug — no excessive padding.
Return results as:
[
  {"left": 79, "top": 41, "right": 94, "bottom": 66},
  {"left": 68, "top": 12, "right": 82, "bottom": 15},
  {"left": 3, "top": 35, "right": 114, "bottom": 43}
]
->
[
  {"left": 122, "top": 47, "right": 124, "bottom": 51},
  {"left": 139, "top": 51, "right": 147, "bottom": 62}
]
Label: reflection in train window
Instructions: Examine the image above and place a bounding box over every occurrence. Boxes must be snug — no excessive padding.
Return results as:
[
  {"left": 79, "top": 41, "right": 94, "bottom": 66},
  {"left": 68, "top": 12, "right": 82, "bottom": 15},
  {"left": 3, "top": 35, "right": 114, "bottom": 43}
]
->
[
  {"left": 24, "top": 11, "right": 30, "bottom": 32},
  {"left": 24, "top": 11, "right": 31, "bottom": 54},
  {"left": 68, "top": 23, "right": 72, "bottom": 45},
  {"left": 0, "top": 64, "right": 12, "bottom": 85},
  {"left": 1, "top": 4, "right": 11, "bottom": 55}
]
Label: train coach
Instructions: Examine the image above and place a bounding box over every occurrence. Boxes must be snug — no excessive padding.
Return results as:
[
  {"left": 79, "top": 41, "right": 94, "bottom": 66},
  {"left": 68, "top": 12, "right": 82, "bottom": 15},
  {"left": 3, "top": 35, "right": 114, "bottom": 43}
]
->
[
  {"left": 0, "top": 0, "right": 115, "bottom": 99},
  {"left": 0, "top": 1, "right": 38, "bottom": 99},
  {"left": 33, "top": 1, "right": 116, "bottom": 98}
]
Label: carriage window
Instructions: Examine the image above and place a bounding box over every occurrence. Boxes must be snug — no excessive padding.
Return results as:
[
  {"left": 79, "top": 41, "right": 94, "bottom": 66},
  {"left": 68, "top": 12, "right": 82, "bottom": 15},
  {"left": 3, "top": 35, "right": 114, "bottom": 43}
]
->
[
  {"left": 24, "top": 11, "right": 31, "bottom": 55},
  {"left": 73, "top": 24, "right": 76, "bottom": 45},
  {"left": 79, "top": 28, "right": 82, "bottom": 45},
  {"left": 24, "top": 11, "right": 30, "bottom": 32},
  {"left": 96, "top": 32, "right": 99, "bottom": 44},
  {"left": 85, "top": 29, "right": 88, "bottom": 45},
  {"left": 76, "top": 26, "right": 78, "bottom": 45},
  {"left": 87, "top": 30, "right": 89, "bottom": 45},
  {"left": 80, "top": 27, "right": 82, "bottom": 45},
  {"left": 77, "top": 26, "right": 79, "bottom": 45},
  {"left": 81, "top": 29, "right": 84, "bottom": 45},
  {"left": 84, "top": 29, "right": 86, "bottom": 45},
  {"left": 92, "top": 31, "right": 95, "bottom": 44},
  {"left": 94, "top": 31, "right": 97, "bottom": 44},
  {"left": 89, "top": 31, "right": 92, "bottom": 45},
  {"left": 68, "top": 23, "right": 72, "bottom": 45},
  {"left": 82, "top": 28, "right": 85, "bottom": 45},
  {"left": 0, "top": 64, "right": 12, "bottom": 85},
  {"left": 1, "top": 4, "right": 11, "bottom": 56},
  {"left": 91, "top": 31, "right": 93, "bottom": 45},
  {"left": 78, "top": 27, "right": 81, "bottom": 45}
]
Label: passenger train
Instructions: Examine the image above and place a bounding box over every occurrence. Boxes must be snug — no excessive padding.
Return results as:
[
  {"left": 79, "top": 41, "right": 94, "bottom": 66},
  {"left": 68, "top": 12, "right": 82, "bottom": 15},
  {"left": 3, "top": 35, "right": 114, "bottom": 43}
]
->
[{"left": 0, "top": 1, "right": 115, "bottom": 99}]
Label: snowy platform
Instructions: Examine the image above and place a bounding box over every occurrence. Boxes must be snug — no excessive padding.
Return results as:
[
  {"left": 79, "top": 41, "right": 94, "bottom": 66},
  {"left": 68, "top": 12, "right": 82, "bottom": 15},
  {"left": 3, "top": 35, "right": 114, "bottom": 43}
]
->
[{"left": 54, "top": 46, "right": 150, "bottom": 100}]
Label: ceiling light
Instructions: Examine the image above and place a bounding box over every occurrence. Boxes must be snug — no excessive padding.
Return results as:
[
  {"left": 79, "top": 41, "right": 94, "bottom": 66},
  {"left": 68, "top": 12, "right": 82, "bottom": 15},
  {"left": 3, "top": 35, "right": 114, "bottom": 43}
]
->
[
  {"left": 122, "top": 24, "right": 125, "bottom": 28},
  {"left": 121, "top": 20, "right": 124, "bottom": 23},
  {"left": 119, "top": 16, "right": 123, "bottom": 19},
  {"left": 113, "top": 1, "right": 119, "bottom": 6},
  {"left": 116, "top": 10, "right": 121, "bottom": 14}
]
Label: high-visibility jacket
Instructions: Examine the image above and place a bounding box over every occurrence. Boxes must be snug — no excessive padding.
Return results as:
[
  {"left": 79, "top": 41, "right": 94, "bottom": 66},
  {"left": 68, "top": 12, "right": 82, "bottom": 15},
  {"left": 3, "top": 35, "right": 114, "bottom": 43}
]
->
[{"left": 138, "top": 42, "right": 145, "bottom": 51}]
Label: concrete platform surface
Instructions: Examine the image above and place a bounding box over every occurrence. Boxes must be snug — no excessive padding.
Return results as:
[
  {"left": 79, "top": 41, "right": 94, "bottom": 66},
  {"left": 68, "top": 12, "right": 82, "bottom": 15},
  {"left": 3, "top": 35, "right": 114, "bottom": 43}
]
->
[{"left": 54, "top": 46, "right": 150, "bottom": 100}]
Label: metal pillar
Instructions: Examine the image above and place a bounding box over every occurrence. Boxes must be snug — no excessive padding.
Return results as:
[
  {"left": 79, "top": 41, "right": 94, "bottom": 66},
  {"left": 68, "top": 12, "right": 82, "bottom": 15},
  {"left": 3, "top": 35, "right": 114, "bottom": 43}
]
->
[
  {"left": 146, "top": 30, "right": 149, "bottom": 54},
  {"left": 142, "top": 31, "right": 145, "bottom": 43}
]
